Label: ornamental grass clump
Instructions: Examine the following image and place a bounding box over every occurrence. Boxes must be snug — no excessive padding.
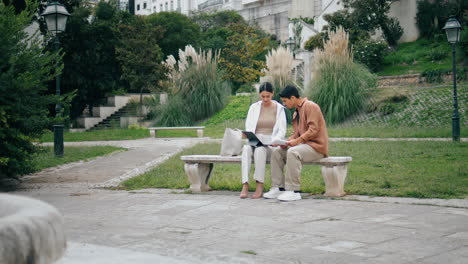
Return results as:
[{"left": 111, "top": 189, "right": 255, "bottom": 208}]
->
[
  {"left": 159, "top": 45, "right": 229, "bottom": 126},
  {"left": 262, "top": 46, "right": 301, "bottom": 104},
  {"left": 309, "top": 27, "right": 376, "bottom": 124}
]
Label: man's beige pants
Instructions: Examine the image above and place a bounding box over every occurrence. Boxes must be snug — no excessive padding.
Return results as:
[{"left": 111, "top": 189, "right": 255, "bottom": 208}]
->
[
  {"left": 241, "top": 145, "right": 273, "bottom": 184},
  {"left": 271, "top": 144, "right": 324, "bottom": 191}
]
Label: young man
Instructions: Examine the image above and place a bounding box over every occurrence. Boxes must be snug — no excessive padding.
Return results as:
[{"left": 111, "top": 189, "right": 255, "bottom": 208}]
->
[{"left": 263, "top": 85, "right": 329, "bottom": 201}]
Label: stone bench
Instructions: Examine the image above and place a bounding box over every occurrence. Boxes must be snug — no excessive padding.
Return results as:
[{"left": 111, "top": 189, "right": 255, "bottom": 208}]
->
[
  {"left": 148, "top": 126, "right": 205, "bottom": 138},
  {"left": 180, "top": 155, "right": 352, "bottom": 197}
]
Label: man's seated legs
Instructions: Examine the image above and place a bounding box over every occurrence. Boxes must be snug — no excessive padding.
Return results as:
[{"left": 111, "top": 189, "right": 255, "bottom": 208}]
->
[
  {"left": 266, "top": 144, "right": 324, "bottom": 201},
  {"left": 263, "top": 147, "right": 287, "bottom": 199}
]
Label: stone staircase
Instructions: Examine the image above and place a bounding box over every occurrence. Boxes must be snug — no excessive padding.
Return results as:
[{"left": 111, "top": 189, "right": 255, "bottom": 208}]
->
[
  {"left": 76, "top": 95, "right": 132, "bottom": 130},
  {"left": 89, "top": 103, "right": 140, "bottom": 130},
  {"left": 75, "top": 94, "right": 166, "bottom": 130}
]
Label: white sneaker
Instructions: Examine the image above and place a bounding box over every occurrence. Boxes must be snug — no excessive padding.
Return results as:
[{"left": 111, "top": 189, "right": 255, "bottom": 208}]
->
[
  {"left": 263, "top": 187, "right": 284, "bottom": 199},
  {"left": 277, "top": 191, "right": 302, "bottom": 201}
]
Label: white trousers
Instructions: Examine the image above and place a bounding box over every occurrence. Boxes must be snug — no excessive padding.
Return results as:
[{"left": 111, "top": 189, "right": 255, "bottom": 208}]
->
[{"left": 241, "top": 145, "right": 273, "bottom": 184}]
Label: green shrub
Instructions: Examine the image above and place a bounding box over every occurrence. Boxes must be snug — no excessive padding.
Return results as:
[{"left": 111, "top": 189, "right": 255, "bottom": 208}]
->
[
  {"left": 159, "top": 47, "right": 230, "bottom": 126},
  {"left": 381, "top": 17, "right": 404, "bottom": 48},
  {"left": 156, "top": 95, "right": 193, "bottom": 126},
  {"left": 237, "top": 84, "right": 255, "bottom": 93},
  {"left": 353, "top": 39, "right": 389, "bottom": 72},
  {"left": 304, "top": 33, "right": 327, "bottom": 51},
  {"left": 0, "top": 2, "right": 61, "bottom": 190},
  {"left": 309, "top": 28, "right": 377, "bottom": 124},
  {"left": 427, "top": 48, "right": 448, "bottom": 61},
  {"left": 310, "top": 60, "right": 377, "bottom": 124},
  {"left": 178, "top": 62, "right": 229, "bottom": 121},
  {"left": 416, "top": 0, "right": 463, "bottom": 39}
]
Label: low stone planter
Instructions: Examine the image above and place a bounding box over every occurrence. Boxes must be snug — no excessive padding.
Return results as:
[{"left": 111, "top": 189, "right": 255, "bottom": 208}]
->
[{"left": 0, "top": 194, "right": 66, "bottom": 264}]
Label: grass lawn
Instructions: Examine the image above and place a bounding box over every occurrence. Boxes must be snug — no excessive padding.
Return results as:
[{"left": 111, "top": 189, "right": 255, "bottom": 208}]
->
[
  {"left": 31, "top": 145, "right": 125, "bottom": 172},
  {"left": 204, "top": 122, "right": 468, "bottom": 139},
  {"left": 121, "top": 141, "right": 467, "bottom": 199},
  {"left": 39, "top": 129, "right": 149, "bottom": 142},
  {"left": 378, "top": 38, "right": 463, "bottom": 76}
]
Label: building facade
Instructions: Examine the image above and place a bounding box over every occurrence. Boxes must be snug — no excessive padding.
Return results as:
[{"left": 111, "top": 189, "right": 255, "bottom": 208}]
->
[{"left": 132, "top": 0, "right": 419, "bottom": 45}]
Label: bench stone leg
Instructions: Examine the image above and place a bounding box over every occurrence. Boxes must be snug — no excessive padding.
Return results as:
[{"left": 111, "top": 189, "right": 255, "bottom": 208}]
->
[
  {"left": 197, "top": 129, "right": 204, "bottom": 137},
  {"left": 321, "top": 165, "right": 348, "bottom": 197},
  {"left": 150, "top": 130, "right": 156, "bottom": 137},
  {"left": 184, "top": 163, "right": 213, "bottom": 192}
]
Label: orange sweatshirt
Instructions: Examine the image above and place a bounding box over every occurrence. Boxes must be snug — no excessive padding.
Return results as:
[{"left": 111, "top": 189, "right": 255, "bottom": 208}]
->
[{"left": 289, "top": 98, "right": 329, "bottom": 156}]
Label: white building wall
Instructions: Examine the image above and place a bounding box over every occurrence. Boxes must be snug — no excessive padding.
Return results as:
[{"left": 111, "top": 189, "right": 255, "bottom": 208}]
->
[
  {"left": 134, "top": 0, "right": 202, "bottom": 15},
  {"left": 388, "top": 0, "right": 419, "bottom": 42},
  {"left": 238, "top": 0, "right": 291, "bottom": 41},
  {"left": 289, "top": 0, "right": 315, "bottom": 19},
  {"left": 314, "top": 0, "right": 342, "bottom": 32}
]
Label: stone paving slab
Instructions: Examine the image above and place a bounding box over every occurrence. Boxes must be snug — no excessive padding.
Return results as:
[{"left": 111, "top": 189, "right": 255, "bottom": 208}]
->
[
  {"left": 13, "top": 188, "right": 468, "bottom": 264},
  {"left": 12, "top": 137, "right": 468, "bottom": 263}
]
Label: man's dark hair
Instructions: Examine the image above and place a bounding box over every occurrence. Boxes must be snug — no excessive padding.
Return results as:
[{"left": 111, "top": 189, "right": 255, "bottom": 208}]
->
[
  {"left": 259, "top": 82, "right": 274, "bottom": 93},
  {"left": 279, "top": 85, "right": 300, "bottom": 98}
]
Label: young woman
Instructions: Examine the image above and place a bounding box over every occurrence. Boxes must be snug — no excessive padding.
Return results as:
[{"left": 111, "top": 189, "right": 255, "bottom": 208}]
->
[{"left": 240, "top": 82, "right": 287, "bottom": 199}]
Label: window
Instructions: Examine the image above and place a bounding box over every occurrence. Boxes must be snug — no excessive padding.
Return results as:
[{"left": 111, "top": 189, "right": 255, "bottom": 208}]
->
[
  {"left": 177, "top": 0, "right": 180, "bottom": 8},
  {"left": 143, "top": 2, "right": 147, "bottom": 9},
  {"left": 165, "top": 2, "right": 168, "bottom": 11},
  {"left": 153, "top": 6, "right": 156, "bottom": 12},
  {"left": 137, "top": 4, "right": 140, "bottom": 10},
  {"left": 160, "top": 3, "right": 163, "bottom": 11},
  {"left": 170, "top": 0, "right": 173, "bottom": 11}
]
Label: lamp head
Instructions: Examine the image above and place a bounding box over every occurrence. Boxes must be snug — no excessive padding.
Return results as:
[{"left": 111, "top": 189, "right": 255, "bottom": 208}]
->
[
  {"left": 285, "top": 37, "right": 295, "bottom": 52},
  {"left": 41, "top": 1, "right": 70, "bottom": 35},
  {"left": 442, "top": 17, "right": 462, "bottom": 44}
]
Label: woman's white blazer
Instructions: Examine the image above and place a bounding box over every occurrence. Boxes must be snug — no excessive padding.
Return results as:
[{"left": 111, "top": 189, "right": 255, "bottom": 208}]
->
[{"left": 245, "top": 100, "right": 287, "bottom": 139}]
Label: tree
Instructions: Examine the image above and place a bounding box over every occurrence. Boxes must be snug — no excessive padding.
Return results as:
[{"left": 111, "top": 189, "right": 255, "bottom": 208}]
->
[
  {"left": 40, "top": 1, "right": 130, "bottom": 120},
  {"left": 192, "top": 11, "right": 246, "bottom": 58},
  {"left": 0, "top": 1, "right": 61, "bottom": 190},
  {"left": 116, "top": 16, "right": 167, "bottom": 115},
  {"left": 341, "top": 0, "right": 403, "bottom": 47},
  {"left": 323, "top": 0, "right": 403, "bottom": 48},
  {"left": 219, "top": 23, "right": 270, "bottom": 93},
  {"left": 146, "top": 12, "right": 200, "bottom": 59},
  {"left": 191, "top": 10, "right": 244, "bottom": 32}
]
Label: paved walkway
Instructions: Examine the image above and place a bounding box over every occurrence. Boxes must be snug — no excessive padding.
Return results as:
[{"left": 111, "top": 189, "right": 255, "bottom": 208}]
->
[{"left": 13, "top": 137, "right": 468, "bottom": 263}]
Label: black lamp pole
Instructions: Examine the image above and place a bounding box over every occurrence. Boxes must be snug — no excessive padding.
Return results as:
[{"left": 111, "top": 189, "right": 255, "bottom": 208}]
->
[
  {"left": 450, "top": 42, "right": 460, "bottom": 142},
  {"left": 443, "top": 17, "right": 462, "bottom": 142},
  {"left": 41, "top": 1, "right": 70, "bottom": 156},
  {"left": 53, "top": 35, "right": 64, "bottom": 156}
]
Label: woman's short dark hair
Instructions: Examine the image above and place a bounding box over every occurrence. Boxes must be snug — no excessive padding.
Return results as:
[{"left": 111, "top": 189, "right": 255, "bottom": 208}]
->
[
  {"left": 279, "top": 85, "right": 300, "bottom": 98},
  {"left": 259, "top": 82, "right": 274, "bottom": 93}
]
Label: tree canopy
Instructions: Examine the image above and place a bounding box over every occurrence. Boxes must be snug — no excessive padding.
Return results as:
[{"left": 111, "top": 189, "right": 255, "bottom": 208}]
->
[{"left": 146, "top": 12, "right": 200, "bottom": 60}]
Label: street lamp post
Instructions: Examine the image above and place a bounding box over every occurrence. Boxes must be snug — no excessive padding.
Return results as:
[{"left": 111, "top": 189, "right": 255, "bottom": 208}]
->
[
  {"left": 285, "top": 37, "right": 296, "bottom": 58},
  {"left": 41, "top": 1, "right": 70, "bottom": 156},
  {"left": 443, "top": 17, "right": 462, "bottom": 142}
]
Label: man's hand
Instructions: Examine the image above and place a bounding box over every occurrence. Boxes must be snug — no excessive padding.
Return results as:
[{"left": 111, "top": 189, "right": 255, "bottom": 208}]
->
[{"left": 286, "top": 138, "right": 303, "bottom": 147}]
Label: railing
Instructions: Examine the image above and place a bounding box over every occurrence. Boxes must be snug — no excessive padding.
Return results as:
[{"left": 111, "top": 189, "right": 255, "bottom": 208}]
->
[{"left": 198, "top": 0, "right": 224, "bottom": 10}]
